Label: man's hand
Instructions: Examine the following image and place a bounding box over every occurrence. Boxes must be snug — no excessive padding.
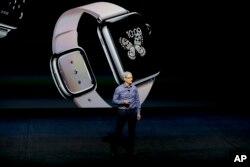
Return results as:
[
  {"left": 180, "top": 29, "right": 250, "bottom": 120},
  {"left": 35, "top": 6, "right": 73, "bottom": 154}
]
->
[
  {"left": 137, "top": 113, "right": 141, "bottom": 120},
  {"left": 124, "top": 99, "right": 130, "bottom": 104}
]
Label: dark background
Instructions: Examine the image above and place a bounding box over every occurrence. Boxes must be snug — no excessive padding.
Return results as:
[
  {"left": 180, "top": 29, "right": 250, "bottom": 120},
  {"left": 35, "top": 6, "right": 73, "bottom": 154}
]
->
[
  {"left": 0, "top": 0, "right": 247, "bottom": 109},
  {"left": 0, "top": 0, "right": 246, "bottom": 108}
]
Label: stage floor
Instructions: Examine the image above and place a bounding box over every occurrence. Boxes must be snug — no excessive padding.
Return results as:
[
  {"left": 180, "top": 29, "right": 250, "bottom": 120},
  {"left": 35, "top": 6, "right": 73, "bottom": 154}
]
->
[{"left": 0, "top": 108, "right": 249, "bottom": 166}]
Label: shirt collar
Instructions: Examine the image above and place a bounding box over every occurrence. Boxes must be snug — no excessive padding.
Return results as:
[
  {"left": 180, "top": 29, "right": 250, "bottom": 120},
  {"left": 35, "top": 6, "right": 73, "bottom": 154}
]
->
[{"left": 123, "top": 83, "right": 132, "bottom": 88}]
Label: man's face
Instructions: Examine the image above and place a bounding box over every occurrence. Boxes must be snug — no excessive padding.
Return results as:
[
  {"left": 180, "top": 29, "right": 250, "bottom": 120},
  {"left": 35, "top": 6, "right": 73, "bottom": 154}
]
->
[{"left": 124, "top": 74, "right": 133, "bottom": 85}]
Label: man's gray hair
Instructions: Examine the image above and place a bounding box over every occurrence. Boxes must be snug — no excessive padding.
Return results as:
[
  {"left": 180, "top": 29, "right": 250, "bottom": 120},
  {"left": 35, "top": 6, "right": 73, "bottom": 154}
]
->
[{"left": 123, "top": 71, "right": 132, "bottom": 78}]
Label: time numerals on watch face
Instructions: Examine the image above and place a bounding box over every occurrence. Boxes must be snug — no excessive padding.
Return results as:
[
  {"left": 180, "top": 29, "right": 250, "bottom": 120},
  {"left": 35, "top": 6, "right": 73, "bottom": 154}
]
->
[{"left": 0, "top": 0, "right": 26, "bottom": 27}]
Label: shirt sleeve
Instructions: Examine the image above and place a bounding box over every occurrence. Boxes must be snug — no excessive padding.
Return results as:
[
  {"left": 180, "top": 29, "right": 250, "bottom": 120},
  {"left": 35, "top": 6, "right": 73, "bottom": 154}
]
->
[
  {"left": 112, "top": 87, "right": 123, "bottom": 105},
  {"left": 135, "top": 87, "right": 141, "bottom": 113}
]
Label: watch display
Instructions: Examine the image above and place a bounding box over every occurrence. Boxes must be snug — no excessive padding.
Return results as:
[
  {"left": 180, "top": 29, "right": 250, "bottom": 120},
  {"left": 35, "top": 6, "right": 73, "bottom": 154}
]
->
[{"left": 99, "top": 12, "right": 160, "bottom": 84}]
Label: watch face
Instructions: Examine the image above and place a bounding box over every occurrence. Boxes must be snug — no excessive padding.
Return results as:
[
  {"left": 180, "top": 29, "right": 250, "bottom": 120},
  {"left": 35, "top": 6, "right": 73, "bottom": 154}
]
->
[
  {"left": 0, "top": 0, "right": 26, "bottom": 28},
  {"left": 99, "top": 12, "right": 160, "bottom": 84},
  {"left": 51, "top": 49, "right": 96, "bottom": 98}
]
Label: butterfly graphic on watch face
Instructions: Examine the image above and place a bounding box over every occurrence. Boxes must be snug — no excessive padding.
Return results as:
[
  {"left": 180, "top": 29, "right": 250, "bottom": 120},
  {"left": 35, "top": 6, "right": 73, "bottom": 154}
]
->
[{"left": 119, "top": 29, "right": 146, "bottom": 60}]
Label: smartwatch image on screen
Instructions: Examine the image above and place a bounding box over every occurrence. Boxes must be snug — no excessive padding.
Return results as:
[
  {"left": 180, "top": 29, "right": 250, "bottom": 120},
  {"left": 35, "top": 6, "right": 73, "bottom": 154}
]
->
[
  {"left": 50, "top": 2, "right": 160, "bottom": 108},
  {"left": 0, "top": 0, "right": 26, "bottom": 38}
]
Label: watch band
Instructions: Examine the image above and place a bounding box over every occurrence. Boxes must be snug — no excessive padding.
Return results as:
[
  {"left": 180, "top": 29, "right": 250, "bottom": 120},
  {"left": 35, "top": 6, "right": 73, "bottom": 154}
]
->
[
  {"left": 0, "top": 24, "right": 16, "bottom": 38},
  {"left": 0, "top": 0, "right": 25, "bottom": 38},
  {"left": 52, "top": 2, "right": 155, "bottom": 107}
]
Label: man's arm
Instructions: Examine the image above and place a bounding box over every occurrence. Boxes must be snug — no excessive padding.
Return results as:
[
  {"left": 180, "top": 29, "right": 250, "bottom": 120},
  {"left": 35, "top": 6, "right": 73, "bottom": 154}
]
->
[
  {"left": 112, "top": 87, "right": 123, "bottom": 105},
  {"left": 135, "top": 87, "right": 141, "bottom": 120}
]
